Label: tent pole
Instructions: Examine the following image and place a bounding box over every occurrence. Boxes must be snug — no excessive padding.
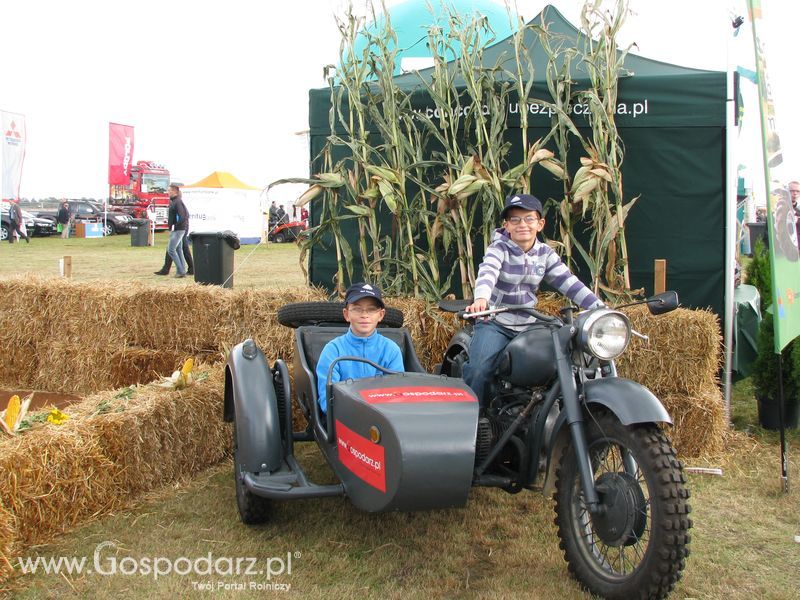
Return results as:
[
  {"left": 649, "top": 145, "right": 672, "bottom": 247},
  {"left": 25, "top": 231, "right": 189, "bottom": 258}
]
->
[{"left": 722, "top": 14, "right": 738, "bottom": 424}]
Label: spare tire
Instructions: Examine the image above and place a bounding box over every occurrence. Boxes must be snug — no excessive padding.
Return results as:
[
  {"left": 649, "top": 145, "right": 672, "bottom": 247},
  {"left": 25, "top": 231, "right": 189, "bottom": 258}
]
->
[{"left": 277, "top": 301, "right": 404, "bottom": 328}]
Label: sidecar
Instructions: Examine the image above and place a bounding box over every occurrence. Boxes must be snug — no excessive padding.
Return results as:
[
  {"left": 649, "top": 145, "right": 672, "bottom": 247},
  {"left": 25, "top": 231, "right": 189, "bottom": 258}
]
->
[{"left": 223, "top": 303, "right": 480, "bottom": 522}]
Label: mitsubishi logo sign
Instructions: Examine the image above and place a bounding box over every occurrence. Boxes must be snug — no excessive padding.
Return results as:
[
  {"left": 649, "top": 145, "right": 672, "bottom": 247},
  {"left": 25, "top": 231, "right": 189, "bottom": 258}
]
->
[{"left": 4, "top": 120, "right": 22, "bottom": 146}]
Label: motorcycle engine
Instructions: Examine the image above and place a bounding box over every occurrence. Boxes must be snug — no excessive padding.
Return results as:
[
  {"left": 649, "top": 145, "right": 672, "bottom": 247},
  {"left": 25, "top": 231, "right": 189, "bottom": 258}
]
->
[{"left": 474, "top": 395, "right": 534, "bottom": 470}]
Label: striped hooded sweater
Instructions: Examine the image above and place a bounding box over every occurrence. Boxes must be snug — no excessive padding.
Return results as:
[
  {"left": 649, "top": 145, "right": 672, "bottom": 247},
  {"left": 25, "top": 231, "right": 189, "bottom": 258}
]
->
[{"left": 473, "top": 228, "right": 603, "bottom": 331}]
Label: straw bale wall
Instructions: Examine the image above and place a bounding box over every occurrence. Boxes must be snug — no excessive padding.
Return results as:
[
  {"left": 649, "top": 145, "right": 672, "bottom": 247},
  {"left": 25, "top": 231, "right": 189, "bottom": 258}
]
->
[
  {"left": 0, "top": 366, "right": 227, "bottom": 580},
  {"left": 0, "top": 278, "right": 725, "bottom": 578}
]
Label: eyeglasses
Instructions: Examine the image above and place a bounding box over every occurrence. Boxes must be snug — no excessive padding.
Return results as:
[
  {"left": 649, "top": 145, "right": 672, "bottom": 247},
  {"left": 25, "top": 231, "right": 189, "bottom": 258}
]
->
[
  {"left": 347, "top": 306, "right": 382, "bottom": 316},
  {"left": 506, "top": 216, "right": 541, "bottom": 225}
]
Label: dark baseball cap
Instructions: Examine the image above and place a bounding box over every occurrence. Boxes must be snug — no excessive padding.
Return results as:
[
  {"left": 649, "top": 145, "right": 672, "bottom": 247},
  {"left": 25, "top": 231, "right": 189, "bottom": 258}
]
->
[
  {"left": 500, "top": 193, "right": 543, "bottom": 220},
  {"left": 344, "top": 282, "right": 385, "bottom": 308}
]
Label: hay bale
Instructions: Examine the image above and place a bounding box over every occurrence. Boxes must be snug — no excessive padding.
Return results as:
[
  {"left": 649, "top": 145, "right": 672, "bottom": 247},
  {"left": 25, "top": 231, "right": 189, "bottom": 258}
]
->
[
  {"left": 113, "top": 286, "right": 227, "bottom": 352},
  {"left": 217, "top": 287, "right": 328, "bottom": 363},
  {"left": 0, "top": 342, "right": 39, "bottom": 391},
  {"left": 32, "top": 341, "right": 116, "bottom": 394},
  {"left": 662, "top": 383, "right": 727, "bottom": 458},
  {"left": 0, "top": 424, "right": 121, "bottom": 548},
  {"left": 618, "top": 306, "right": 722, "bottom": 398}
]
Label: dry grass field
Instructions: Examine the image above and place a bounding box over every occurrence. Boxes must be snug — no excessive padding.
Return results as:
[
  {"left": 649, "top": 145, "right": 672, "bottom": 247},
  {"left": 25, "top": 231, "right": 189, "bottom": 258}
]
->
[
  {"left": 0, "top": 232, "right": 798, "bottom": 599},
  {"left": 0, "top": 232, "right": 307, "bottom": 289}
]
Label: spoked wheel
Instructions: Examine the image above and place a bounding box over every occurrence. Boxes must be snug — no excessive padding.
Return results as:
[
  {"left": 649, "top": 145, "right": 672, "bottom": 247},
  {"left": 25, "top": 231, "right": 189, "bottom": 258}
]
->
[
  {"left": 233, "top": 408, "right": 271, "bottom": 524},
  {"left": 554, "top": 412, "right": 691, "bottom": 600}
]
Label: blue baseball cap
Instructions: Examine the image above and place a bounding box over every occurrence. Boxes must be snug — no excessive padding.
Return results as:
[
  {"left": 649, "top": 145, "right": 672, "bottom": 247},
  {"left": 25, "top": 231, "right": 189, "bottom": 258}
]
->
[
  {"left": 500, "top": 193, "right": 543, "bottom": 220},
  {"left": 344, "top": 282, "right": 385, "bottom": 308}
]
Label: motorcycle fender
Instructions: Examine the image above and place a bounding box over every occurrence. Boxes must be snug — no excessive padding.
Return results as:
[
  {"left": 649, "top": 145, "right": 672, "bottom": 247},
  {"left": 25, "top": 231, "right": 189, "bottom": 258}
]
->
[
  {"left": 224, "top": 340, "right": 283, "bottom": 474},
  {"left": 540, "top": 377, "right": 671, "bottom": 496},
  {"left": 583, "top": 377, "right": 672, "bottom": 426}
]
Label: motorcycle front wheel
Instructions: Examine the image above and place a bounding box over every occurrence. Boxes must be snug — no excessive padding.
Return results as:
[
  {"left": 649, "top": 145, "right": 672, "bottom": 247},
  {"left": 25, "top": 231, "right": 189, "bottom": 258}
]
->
[{"left": 554, "top": 412, "right": 692, "bottom": 600}]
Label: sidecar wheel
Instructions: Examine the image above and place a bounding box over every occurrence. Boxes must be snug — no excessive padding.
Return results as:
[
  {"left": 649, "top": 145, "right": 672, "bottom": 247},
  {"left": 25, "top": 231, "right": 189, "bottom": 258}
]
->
[
  {"left": 277, "top": 301, "right": 404, "bottom": 328},
  {"left": 233, "top": 408, "right": 272, "bottom": 525},
  {"left": 554, "top": 412, "right": 692, "bottom": 600}
]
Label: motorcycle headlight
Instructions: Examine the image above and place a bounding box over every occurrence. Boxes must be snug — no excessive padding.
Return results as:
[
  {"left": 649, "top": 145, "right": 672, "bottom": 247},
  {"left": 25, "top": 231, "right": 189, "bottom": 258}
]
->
[{"left": 576, "top": 309, "right": 631, "bottom": 360}]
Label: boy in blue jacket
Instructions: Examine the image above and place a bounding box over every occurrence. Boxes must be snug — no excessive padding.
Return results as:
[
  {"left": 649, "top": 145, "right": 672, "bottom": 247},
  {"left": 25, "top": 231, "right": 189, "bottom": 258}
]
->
[{"left": 316, "top": 282, "right": 405, "bottom": 413}]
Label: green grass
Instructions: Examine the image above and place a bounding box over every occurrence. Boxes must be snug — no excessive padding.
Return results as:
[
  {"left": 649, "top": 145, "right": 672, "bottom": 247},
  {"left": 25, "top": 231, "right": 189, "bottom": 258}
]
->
[
  {"left": 0, "top": 232, "right": 307, "bottom": 289},
  {"left": 2, "top": 235, "right": 799, "bottom": 599}
]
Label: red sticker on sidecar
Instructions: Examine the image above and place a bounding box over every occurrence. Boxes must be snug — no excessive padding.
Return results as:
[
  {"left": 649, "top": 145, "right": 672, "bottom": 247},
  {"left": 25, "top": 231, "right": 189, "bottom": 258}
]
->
[
  {"left": 359, "top": 386, "right": 476, "bottom": 404},
  {"left": 336, "top": 420, "right": 386, "bottom": 493}
]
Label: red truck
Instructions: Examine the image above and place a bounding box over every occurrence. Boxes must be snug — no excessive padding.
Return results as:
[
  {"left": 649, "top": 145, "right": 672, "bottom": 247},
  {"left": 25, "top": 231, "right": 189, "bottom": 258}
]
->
[{"left": 108, "top": 161, "right": 170, "bottom": 230}]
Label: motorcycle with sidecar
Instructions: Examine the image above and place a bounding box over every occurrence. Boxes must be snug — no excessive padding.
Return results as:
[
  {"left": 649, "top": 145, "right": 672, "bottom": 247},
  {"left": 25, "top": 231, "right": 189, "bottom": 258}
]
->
[{"left": 223, "top": 292, "right": 691, "bottom": 600}]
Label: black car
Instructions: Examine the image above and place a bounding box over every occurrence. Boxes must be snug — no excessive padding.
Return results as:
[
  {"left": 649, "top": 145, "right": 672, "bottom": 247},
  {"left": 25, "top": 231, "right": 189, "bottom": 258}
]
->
[
  {"left": 1, "top": 205, "right": 53, "bottom": 240},
  {"left": 37, "top": 200, "right": 133, "bottom": 236}
]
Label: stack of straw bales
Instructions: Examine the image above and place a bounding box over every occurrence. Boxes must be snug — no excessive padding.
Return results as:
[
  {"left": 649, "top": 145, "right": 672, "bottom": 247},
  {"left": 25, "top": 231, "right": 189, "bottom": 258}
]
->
[
  {"left": 0, "top": 277, "right": 327, "bottom": 394},
  {"left": 0, "top": 278, "right": 725, "bottom": 578},
  {"left": 0, "top": 366, "right": 227, "bottom": 580},
  {"left": 617, "top": 305, "right": 725, "bottom": 457},
  {"left": 0, "top": 278, "right": 725, "bottom": 457}
]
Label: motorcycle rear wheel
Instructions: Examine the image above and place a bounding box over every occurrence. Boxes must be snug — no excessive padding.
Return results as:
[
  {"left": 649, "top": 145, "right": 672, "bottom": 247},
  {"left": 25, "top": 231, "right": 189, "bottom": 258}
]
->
[{"left": 554, "top": 413, "right": 691, "bottom": 600}]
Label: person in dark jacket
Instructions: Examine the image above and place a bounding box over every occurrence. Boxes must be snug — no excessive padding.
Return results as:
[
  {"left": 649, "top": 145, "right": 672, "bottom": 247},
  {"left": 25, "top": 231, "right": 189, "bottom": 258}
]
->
[
  {"left": 154, "top": 232, "right": 194, "bottom": 275},
  {"left": 56, "top": 199, "right": 71, "bottom": 239},
  {"left": 166, "top": 184, "right": 189, "bottom": 278},
  {"left": 7, "top": 199, "right": 29, "bottom": 243}
]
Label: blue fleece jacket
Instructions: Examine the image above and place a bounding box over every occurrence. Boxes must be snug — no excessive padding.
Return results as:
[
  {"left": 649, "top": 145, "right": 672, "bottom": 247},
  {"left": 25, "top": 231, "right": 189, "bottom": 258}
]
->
[{"left": 315, "top": 329, "right": 405, "bottom": 413}]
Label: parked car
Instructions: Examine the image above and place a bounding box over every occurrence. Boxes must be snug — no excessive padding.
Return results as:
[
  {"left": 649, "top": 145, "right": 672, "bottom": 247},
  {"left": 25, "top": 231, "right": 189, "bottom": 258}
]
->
[
  {"left": 36, "top": 200, "right": 132, "bottom": 236},
  {"left": 1, "top": 204, "right": 53, "bottom": 240}
]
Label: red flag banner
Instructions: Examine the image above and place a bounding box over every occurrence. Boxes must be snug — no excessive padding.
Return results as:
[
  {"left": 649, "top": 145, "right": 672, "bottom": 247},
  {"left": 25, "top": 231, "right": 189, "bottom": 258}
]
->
[{"left": 108, "top": 122, "right": 134, "bottom": 185}]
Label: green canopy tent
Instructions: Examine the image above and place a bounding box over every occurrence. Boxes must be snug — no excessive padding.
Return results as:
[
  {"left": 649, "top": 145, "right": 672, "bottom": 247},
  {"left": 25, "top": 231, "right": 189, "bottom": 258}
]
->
[{"left": 307, "top": 4, "right": 727, "bottom": 315}]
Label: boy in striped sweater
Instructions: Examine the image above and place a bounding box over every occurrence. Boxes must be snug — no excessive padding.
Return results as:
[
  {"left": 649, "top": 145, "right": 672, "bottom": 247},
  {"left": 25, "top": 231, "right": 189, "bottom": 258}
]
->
[{"left": 462, "top": 193, "right": 603, "bottom": 404}]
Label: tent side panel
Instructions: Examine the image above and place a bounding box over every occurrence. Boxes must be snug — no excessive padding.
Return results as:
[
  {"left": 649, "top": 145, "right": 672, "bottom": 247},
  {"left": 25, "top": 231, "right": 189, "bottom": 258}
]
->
[{"left": 622, "top": 126, "right": 726, "bottom": 315}]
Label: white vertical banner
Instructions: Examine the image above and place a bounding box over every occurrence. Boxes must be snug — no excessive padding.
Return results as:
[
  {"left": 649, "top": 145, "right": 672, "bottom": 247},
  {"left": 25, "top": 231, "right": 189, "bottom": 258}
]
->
[{"left": 1, "top": 110, "right": 26, "bottom": 200}]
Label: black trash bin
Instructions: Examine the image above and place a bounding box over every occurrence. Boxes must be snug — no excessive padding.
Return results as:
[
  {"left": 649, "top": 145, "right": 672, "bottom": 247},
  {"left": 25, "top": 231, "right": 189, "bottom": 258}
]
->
[
  {"left": 130, "top": 219, "right": 151, "bottom": 247},
  {"left": 746, "top": 222, "right": 768, "bottom": 253},
  {"left": 190, "top": 231, "right": 240, "bottom": 288}
]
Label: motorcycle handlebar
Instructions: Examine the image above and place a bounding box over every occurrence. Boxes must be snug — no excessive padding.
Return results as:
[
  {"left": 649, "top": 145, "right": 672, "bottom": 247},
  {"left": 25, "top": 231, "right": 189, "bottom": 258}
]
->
[{"left": 460, "top": 306, "right": 560, "bottom": 323}]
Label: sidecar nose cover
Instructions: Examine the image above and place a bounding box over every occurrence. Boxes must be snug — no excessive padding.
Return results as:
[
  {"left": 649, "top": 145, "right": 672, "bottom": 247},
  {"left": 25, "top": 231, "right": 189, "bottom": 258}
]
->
[{"left": 330, "top": 373, "right": 479, "bottom": 512}]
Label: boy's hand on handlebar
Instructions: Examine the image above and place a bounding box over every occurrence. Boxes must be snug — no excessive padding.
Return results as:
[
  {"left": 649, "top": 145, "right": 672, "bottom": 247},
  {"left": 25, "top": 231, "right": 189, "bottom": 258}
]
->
[{"left": 465, "top": 298, "right": 488, "bottom": 314}]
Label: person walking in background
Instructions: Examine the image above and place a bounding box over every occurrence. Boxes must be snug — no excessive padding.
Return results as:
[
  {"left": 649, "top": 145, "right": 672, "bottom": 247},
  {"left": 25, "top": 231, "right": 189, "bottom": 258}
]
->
[
  {"left": 56, "top": 199, "right": 71, "bottom": 239},
  {"left": 166, "top": 184, "right": 189, "bottom": 278},
  {"left": 154, "top": 235, "right": 194, "bottom": 276},
  {"left": 7, "top": 199, "right": 29, "bottom": 244}
]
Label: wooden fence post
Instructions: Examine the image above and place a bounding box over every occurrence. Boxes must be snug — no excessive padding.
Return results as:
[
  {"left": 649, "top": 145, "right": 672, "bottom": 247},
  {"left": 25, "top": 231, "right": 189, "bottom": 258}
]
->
[
  {"left": 654, "top": 259, "right": 666, "bottom": 294},
  {"left": 60, "top": 256, "right": 72, "bottom": 278}
]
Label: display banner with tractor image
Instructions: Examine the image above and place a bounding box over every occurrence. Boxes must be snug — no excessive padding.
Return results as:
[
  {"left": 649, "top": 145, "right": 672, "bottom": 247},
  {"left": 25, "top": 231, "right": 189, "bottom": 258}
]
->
[
  {"left": 749, "top": 0, "right": 800, "bottom": 492},
  {"left": 749, "top": 0, "right": 800, "bottom": 352}
]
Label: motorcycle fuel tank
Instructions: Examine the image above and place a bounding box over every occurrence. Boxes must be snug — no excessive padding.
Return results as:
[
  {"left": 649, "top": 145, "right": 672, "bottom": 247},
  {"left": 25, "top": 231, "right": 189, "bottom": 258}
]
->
[
  {"left": 497, "top": 326, "right": 557, "bottom": 387},
  {"left": 327, "top": 373, "right": 479, "bottom": 512}
]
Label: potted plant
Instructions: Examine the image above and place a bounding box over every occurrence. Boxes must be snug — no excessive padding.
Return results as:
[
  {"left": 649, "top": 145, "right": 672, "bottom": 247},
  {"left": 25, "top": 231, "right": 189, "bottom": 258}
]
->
[{"left": 751, "top": 313, "right": 799, "bottom": 430}]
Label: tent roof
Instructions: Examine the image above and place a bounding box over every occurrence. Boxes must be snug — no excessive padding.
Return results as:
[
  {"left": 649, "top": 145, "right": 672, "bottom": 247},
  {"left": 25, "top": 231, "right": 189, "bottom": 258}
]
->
[
  {"left": 392, "top": 4, "right": 719, "bottom": 86},
  {"left": 310, "top": 4, "right": 725, "bottom": 133},
  {"left": 185, "top": 171, "right": 258, "bottom": 190}
]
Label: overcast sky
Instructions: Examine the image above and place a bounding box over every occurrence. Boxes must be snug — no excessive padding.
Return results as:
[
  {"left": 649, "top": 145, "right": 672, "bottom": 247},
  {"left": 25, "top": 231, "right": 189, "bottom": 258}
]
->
[{"left": 1, "top": 0, "right": 796, "bottom": 202}]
